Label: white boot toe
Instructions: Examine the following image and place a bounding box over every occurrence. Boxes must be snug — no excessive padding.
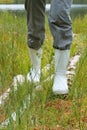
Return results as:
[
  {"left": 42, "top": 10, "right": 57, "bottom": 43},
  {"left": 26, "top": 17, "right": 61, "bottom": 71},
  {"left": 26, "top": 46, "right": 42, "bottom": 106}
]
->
[{"left": 52, "top": 75, "right": 68, "bottom": 94}]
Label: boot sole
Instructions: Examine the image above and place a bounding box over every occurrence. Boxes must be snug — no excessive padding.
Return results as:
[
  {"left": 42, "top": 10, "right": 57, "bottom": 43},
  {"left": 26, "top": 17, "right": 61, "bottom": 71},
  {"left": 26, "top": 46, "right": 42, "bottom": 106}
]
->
[{"left": 53, "top": 90, "right": 68, "bottom": 95}]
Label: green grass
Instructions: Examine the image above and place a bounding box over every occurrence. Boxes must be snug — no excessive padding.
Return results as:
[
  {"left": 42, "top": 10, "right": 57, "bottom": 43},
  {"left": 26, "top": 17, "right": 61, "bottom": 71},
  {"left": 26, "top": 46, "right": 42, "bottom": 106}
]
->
[
  {"left": 0, "top": 0, "right": 13, "bottom": 4},
  {"left": 0, "top": 12, "right": 87, "bottom": 130}
]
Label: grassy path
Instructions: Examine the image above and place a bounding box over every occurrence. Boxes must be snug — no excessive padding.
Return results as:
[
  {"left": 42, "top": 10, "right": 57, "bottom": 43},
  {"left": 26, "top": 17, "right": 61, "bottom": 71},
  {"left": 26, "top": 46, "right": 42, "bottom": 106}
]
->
[{"left": 0, "top": 12, "right": 87, "bottom": 129}]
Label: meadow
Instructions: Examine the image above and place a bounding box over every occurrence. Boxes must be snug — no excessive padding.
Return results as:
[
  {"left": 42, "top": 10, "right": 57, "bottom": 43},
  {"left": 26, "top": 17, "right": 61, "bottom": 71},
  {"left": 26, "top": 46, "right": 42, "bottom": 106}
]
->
[
  {"left": 0, "top": 11, "right": 87, "bottom": 130},
  {"left": 0, "top": 0, "right": 13, "bottom": 4}
]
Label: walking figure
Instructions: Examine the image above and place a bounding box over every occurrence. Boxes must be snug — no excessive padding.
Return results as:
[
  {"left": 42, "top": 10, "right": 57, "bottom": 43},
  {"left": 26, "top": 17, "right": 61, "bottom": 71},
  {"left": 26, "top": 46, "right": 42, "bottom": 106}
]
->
[{"left": 25, "top": 0, "right": 73, "bottom": 94}]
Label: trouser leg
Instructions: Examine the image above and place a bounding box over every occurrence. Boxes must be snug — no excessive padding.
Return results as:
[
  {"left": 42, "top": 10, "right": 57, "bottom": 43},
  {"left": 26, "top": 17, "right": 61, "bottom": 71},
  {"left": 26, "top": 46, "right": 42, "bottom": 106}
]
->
[
  {"left": 25, "top": 0, "right": 46, "bottom": 50},
  {"left": 49, "top": 0, "right": 73, "bottom": 50},
  {"left": 25, "top": 0, "right": 45, "bottom": 82},
  {"left": 48, "top": 0, "right": 73, "bottom": 94}
]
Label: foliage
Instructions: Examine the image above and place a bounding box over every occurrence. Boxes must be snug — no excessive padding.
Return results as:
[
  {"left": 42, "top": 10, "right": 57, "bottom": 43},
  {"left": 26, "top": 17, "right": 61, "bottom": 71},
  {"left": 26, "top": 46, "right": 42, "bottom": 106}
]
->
[
  {"left": 0, "top": 12, "right": 87, "bottom": 130},
  {"left": 0, "top": 0, "right": 87, "bottom": 4},
  {"left": 0, "top": 0, "right": 13, "bottom": 3},
  {"left": 73, "top": 0, "right": 87, "bottom": 4}
]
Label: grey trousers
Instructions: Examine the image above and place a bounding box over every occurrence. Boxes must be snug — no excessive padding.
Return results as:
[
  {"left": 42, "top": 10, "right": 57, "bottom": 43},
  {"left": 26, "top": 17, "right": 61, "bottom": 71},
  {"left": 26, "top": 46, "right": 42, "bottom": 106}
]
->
[{"left": 25, "top": 0, "right": 73, "bottom": 50}]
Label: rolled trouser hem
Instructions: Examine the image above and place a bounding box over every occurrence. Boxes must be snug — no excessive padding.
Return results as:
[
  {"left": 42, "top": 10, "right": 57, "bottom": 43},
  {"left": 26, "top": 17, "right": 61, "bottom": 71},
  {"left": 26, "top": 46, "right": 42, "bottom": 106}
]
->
[
  {"left": 53, "top": 44, "right": 71, "bottom": 50},
  {"left": 27, "top": 39, "right": 44, "bottom": 50}
]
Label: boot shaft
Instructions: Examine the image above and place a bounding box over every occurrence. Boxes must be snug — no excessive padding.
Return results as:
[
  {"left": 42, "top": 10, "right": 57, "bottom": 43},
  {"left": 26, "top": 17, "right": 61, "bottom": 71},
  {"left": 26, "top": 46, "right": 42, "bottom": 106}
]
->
[
  {"left": 28, "top": 48, "right": 42, "bottom": 72},
  {"left": 55, "top": 49, "right": 70, "bottom": 75}
]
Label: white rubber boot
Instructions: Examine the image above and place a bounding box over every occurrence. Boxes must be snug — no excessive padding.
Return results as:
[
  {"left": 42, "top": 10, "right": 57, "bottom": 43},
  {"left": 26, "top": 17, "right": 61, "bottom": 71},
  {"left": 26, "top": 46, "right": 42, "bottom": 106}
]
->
[
  {"left": 27, "top": 48, "right": 42, "bottom": 83},
  {"left": 52, "top": 49, "right": 70, "bottom": 94}
]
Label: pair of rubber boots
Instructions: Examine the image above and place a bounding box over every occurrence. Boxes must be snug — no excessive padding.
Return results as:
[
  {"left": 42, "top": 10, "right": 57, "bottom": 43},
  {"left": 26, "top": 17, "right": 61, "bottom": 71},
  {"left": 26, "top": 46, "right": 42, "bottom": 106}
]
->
[{"left": 27, "top": 48, "right": 70, "bottom": 94}]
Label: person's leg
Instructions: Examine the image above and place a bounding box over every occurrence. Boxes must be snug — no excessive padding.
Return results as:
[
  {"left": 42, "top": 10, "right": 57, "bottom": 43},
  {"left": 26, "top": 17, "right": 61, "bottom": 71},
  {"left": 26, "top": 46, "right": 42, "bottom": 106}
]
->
[
  {"left": 49, "top": 0, "right": 73, "bottom": 94},
  {"left": 25, "top": 0, "right": 46, "bottom": 82},
  {"left": 25, "top": 0, "right": 46, "bottom": 50}
]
